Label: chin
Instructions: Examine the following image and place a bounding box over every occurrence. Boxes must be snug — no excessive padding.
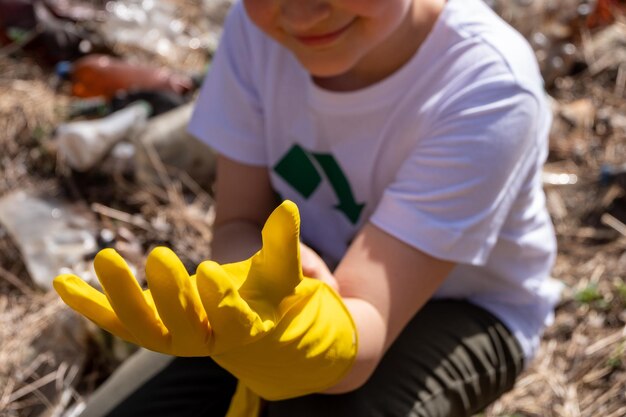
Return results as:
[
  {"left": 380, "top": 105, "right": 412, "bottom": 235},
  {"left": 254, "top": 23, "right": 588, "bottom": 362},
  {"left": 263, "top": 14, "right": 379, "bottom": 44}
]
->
[{"left": 297, "top": 54, "right": 357, "bottom": 78}]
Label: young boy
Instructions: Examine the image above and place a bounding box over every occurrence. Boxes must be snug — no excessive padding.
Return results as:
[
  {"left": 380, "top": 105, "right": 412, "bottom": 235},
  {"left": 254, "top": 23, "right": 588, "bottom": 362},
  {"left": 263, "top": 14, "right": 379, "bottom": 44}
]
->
[{"left": 75, "top": 0, "right": 561, "bottom": 415}]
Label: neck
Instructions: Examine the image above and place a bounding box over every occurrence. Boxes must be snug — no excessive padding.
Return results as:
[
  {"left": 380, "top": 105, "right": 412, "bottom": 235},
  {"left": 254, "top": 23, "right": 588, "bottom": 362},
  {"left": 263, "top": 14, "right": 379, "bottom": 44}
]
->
[{"left": 314, "top": 0, "right": 444, "bottom": 92}]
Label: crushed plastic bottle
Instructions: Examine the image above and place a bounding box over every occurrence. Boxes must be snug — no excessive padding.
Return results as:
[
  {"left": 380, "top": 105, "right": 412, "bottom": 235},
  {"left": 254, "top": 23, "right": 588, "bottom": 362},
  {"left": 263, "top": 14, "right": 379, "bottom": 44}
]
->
[
  {"left": 54, "top": 100, "right": 152, "bottom": 171},
  {"left": 56, "top": 54, "right": 194, "bottom": 99},
  {"left": 0, "top": 190, "right": 98, "bottom": 291}
]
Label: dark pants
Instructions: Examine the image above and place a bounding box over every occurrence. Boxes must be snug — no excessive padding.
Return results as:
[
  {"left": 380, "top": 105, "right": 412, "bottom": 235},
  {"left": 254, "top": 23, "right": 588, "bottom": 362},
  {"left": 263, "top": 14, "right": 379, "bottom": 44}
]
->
[{"left": 81, "top": 300, "right": 524, "bottom": 417}]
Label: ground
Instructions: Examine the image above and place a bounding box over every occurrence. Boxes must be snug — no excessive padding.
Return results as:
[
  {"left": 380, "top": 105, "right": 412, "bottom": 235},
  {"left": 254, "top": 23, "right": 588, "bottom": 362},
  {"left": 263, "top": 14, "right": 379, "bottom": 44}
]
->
[{"left": 0, "top": 1, "right": 625, "bottom": 416}]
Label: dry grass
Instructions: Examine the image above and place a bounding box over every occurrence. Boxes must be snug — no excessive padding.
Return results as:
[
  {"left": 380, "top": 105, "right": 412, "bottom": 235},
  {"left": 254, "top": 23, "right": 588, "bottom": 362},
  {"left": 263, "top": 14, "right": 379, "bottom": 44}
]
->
[
  {"left": 483, "top": 16, "right": 626, "bottom": 417},
  {"left": 0, "top": 293, "right": 86, "bottom": 417},
  {"left": 1, "top": 2, "right": 625, "bottom": 417}
]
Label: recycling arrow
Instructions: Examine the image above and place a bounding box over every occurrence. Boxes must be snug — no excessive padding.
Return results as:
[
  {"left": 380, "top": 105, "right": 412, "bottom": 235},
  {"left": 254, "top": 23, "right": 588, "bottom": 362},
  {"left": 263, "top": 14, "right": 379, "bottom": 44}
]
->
[
  {"left": 273, "top": 144, "right": 365, "bottom": 224},
  {"left": 311, "top": 153, "right": 364, "bottom": 224}
]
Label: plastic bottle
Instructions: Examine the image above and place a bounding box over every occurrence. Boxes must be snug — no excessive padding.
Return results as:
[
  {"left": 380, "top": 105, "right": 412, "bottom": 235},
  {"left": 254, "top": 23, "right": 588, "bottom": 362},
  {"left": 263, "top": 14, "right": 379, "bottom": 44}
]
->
[
  {"left": 54, "top": 101, "right": 152, "bottom": 171},
  {"left": 0, "top": 190, "right": 97, "bottom": 291},
  {"left": 56, "top": 54, "right": 194, "bottom": 99}
]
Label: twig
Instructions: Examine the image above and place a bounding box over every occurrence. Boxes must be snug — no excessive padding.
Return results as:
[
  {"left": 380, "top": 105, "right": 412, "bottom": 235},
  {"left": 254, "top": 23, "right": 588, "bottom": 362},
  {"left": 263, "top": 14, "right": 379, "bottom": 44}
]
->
[
  {"left": 55, "top": 362, "right": 69, "bottom": 392},
  {"left": 15, "top": 353, "right": 54, "bottom": 383},
  {"left": 48, "top": 362, "right": 81, "bottom": 417},
  {"left": 580, "top": 26, "right": 596, "bottom": 71},
  {"left": 581, "top": 383, "right": 625, "bottom": 417},
  {"left": 0, "top": 379, "right": 16, "bottom": 411},
  {"left": 615, "top": 63, "right": 626, "bottom": 98},
  {"left": 139, "top": 140, "right": 173, "bottom": 192},
  {"left": 8, "top": 370, "right": 57, "bottom": 403},
  {"left": 90, "top": 203, "right": 153, "bottom": 232},
  {"left": 0, "top": 264, "right": 35, "bottom": 296},
  {"left": 606, "top": 405, "right": 626, "bottom": 417},
  {"left": 0, "top": 25, "right": 43, "bottom": 57},
  {"left": 584, "top": 326, "right": 626, "bottom": 356},
  {"left": 601, "top": 213, "right": 626, "bottom": 237},
  {"left": 176, "top": 168, "right": 213, "bottom": 206}
]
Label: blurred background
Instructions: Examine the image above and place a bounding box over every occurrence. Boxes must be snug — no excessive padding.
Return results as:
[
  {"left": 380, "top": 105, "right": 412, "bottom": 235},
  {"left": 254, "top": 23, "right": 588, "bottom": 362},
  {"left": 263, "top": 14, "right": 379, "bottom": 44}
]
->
[{"left": 0, "top": 0, "right": 625, "bottom": 416}]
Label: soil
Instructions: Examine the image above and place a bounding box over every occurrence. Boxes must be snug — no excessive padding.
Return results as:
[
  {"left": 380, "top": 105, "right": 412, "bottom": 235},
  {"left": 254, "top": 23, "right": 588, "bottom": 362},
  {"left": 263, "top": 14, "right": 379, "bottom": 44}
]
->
[{"left": 0, "top": 1, "right": 625, "bottom": 416}]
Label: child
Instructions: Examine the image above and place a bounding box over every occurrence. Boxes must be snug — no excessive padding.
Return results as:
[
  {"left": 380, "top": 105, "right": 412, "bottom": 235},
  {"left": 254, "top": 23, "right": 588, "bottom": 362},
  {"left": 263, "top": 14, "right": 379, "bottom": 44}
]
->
[{"left": 74, "top": 0, "right": 562, "bottom": 415}]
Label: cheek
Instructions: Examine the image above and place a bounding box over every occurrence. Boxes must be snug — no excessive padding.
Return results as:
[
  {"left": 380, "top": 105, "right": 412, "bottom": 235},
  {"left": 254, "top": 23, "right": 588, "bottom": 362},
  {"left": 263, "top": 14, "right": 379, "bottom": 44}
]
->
[
  {"left": 242, "top": 0, "right": 276, "bottom": 34},
  {"left": 335, "top": 0, "right": 404, "bottom": 17},
  {"left": 336, "top": 0, "right": 410, "bottom": 40}
]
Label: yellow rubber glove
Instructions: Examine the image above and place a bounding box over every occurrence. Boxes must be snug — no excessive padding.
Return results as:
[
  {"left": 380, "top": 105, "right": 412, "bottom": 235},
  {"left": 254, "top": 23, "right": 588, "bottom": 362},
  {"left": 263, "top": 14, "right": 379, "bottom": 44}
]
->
[
  {"left": 53, "top": 246, "right": 213, "bottom": 356},
  {"left": 197, "top": 200, "right": 358, "bottom": 401},
  {"left": 54, "top": 200, "right": 358, "bottom": 410}
]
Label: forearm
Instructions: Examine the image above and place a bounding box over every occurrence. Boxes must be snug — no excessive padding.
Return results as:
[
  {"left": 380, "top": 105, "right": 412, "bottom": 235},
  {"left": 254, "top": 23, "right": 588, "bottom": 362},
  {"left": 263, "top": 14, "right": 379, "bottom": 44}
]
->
[
  {"left": 210, "top": 221, "right": 263, "bottom": 264},
  {"left": 210, "top": 154, "right": 275, "bottom": 266},
  {"left": 323, "top": 297, "right": 386, "bottom": 394},
  {"left": 321, "top": 223, "right": 455, "bottom": 394}
]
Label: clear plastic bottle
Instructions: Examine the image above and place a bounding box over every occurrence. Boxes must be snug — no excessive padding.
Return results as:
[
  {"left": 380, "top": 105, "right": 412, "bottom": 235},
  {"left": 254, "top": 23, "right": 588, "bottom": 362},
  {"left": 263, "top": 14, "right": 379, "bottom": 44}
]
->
[
  {"left": 54, "top": 100, "right": 152, "bottom": 171},
  {"left": 56, "top": 54, "right": 194, "bottom": 99}
]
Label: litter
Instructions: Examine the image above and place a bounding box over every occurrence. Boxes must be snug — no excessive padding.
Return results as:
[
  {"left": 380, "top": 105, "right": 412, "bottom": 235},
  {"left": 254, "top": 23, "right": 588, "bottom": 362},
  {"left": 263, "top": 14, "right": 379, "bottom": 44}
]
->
[{"left": 0, "top": 190, "right": 98, "bottom": 291}]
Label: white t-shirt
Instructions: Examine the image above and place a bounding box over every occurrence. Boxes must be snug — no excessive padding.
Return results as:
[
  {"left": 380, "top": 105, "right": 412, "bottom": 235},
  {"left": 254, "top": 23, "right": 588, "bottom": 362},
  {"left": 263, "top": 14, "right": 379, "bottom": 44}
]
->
[{"left": 188, "top": 0, "right": 562, "bottom": 361}]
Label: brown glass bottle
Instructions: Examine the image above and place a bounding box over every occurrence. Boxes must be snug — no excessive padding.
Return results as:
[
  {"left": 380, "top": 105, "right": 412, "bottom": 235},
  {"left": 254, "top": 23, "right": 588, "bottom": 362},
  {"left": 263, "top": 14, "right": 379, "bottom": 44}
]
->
[{"left": 57, "top": 54, "right": 194, "bottom": 99}]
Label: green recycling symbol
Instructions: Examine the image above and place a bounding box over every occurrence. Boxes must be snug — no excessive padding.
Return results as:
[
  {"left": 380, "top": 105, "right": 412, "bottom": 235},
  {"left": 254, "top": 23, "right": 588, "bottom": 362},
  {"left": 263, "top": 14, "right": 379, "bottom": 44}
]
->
[{"left": 273, "top": 144, "right": 364, "bottom": 224}]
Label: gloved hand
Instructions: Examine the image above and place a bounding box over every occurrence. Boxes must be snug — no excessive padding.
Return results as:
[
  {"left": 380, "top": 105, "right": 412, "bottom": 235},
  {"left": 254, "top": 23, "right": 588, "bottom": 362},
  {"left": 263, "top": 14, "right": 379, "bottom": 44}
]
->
[
  {"left": 54, "top": 200, "right": 358, "bottom": 402},
  {"left": 197, "top": 200, "right": 357, "bottom": 400},
  {"left": 53, "top": 245, "right": 213, "bottom": 356}
]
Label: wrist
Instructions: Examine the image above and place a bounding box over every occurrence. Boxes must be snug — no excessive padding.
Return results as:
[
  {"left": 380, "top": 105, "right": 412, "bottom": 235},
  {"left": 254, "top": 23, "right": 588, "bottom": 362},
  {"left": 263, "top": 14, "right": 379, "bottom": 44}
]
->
[{"left": 323, "top": 297, "right": 385, "bottom": 393}]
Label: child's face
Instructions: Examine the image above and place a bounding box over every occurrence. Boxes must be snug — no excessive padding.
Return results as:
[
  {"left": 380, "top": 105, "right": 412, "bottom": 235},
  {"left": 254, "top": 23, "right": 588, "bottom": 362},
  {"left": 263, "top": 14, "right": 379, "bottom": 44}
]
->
[{"left": 243, "top": 0, "right": 418, "bottom": 80}]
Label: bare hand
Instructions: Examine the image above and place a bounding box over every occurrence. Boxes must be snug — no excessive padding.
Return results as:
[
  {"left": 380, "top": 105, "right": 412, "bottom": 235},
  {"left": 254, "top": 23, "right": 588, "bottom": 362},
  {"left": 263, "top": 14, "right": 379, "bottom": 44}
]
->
[{"left": 300, "top": 243, "right": 339, "bottom": 292}]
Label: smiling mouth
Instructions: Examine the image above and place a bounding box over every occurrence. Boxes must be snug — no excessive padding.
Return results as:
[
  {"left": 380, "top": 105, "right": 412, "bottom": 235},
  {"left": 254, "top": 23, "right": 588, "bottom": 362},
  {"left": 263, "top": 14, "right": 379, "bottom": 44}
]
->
[{"left": 293, "top": 19, "right": 356, "bottom": 47}]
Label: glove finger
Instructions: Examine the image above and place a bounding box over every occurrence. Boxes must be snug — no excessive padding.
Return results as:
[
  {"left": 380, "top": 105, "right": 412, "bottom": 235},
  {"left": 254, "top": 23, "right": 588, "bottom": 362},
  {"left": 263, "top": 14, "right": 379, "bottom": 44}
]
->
[
  {"left": 145, "top": 247, "right": 211, "bottom": 353},
  {"left": 196, "top": 260, "right": 271, "bottom": 354},
  {"left": 53, "top": 274, "right": 138, "bottom": 344},
  {"left": 94, "top": 248, "right": 169, "bottom": 346},
  {"left": 242, "top": 200, "right": 302, "bottom": 306},
  {"left": 221, "top": 260, "right": 251, "bottom": 289}
]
